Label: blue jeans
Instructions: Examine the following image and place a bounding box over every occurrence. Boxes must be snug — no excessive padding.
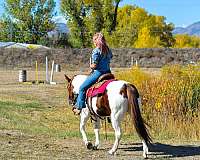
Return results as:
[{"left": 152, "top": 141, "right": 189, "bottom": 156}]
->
[{"left": 75, "top": 70, "right": 106, "bottom": 109}]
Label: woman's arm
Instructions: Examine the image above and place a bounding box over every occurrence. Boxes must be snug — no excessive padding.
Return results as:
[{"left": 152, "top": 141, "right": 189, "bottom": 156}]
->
[{"left": 91, "top": 48, "right": 100, "bottom": 70}]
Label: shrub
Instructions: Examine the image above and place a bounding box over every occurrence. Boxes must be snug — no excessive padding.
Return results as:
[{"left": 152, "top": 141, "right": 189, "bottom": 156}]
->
[{"left": 116, "top": 64, "right": 200, "bottom": 140}]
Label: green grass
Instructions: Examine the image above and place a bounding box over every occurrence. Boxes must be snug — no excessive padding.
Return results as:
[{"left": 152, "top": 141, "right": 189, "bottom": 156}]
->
[
  {"left": 0, "top": 100, "right": 48, "bottom": 133},
  {"left": 0, "top": 98, "right": 142, "bottom": 143},
  {"left": 0, "top": 100, "right": 58, "bottom": 135},
  {"left": 0, "top": 101, "right": 42, "bottom": 110},
  {"left": 0, "top": 97, "right": 102, "bottom": 139}
]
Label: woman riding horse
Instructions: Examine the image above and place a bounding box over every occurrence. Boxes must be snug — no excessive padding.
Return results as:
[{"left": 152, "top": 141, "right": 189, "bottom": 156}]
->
[
  {"left": 73, "top": 32, "right": 113, "bottom": 115},
  {"left": 65, "top": 33, "right": 151, "bottom": 158}
]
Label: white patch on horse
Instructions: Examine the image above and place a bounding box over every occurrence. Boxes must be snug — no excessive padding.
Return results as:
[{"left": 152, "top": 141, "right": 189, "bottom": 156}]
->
[
  {"left": 106, "top": 80, "right": 128, "bottom": 108},
  {"left": 72, "top": 75, "right": 87, "bottom": 94},
  {"left": 91, "top": 97, "right": 98, "bottom": 114}
]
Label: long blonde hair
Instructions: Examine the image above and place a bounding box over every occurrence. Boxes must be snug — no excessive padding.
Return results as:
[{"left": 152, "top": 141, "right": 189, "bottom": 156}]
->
[{"left": 93, "top": 33, "right": 109, "bottom": 54}]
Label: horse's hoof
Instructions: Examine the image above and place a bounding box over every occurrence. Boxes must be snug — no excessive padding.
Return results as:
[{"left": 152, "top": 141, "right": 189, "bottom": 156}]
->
[
  {"left": 86, "top": 142, "right": 93, "bottom": 150},
  {"left": 93, "top": 146, "right": 98, "bottom": 150},
  {"left": 143, "top": 153, "right": 148, "bottom": 159},
  {"left": 108, "top": 150, "right": 114, "bottom": 155}
]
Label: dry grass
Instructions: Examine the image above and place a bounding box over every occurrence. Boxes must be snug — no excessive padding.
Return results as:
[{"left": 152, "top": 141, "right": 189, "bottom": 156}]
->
[
  {"left": 115, "top": 65, "right": 200, "bottom": 141},
  {"left": 0, "top": 66, "right": 199, "bottom": 142}
]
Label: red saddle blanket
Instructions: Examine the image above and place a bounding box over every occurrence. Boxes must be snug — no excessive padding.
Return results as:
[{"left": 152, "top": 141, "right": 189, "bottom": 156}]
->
[{"left": 86, "top": 79, "right": 115, "bottom": 98}]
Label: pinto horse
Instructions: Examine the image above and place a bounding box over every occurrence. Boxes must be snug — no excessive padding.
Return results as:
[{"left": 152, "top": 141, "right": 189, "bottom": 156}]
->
[{"left": 64, "top": 74, "right": 151, "bottom": 158}]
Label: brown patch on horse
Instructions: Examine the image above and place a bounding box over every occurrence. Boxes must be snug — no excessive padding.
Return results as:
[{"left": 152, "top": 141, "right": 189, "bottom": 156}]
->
[
  {"left": 128, "top": 83, "right": 139, "bottom": 98},
  {"left": 96, "top": 92, "right": 111, "bottom": 116},
  {"left": 119, "top": 84, "right": 128, "bottom": 98}
]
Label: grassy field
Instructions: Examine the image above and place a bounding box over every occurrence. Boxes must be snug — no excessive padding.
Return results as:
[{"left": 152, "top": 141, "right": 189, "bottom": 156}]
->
[
  {"left": 0, "top": 67, "right": 199, "bottom": 139},
  {"left": 0, "top": 69, "right": 145, "bottom": 141},
  {"left": 0, "top": 68, "right": 200, "bottom": 159},
  {"left": 0, "top": 70, "right": 78, "bottom": 136}
]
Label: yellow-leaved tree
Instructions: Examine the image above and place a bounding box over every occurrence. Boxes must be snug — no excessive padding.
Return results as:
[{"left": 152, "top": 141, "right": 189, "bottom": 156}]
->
[
  {"left": 104, "top": 5, "right": 175, "bottom": 48},
  {"left": 134, "top": 26, "right": 161, "bottom": 48},
  {"left": 174, "top": 34, "right": 200, "bottom": 48}
]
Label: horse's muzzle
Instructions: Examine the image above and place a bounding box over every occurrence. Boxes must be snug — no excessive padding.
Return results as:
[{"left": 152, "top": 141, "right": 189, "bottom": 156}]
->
[{"left": 67, "top": 94, "right": 78, "bottom": 106}]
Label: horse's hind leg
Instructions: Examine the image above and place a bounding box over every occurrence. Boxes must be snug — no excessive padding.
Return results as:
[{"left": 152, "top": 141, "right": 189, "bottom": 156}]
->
[
  {"left": 93, "top": 117, "right": 100, "bottom": 150},
  {"left": 108, "top": 114, "right": 122, "bottom": 155},
  {"left": 80, "top": 108, "right": 92, "bottom": 149},
  {"left": 108, "top": 103, "right": 127, "bottom": 155},
  {"left": 142, "top": 140, "right": 149, "bottom": 158}
]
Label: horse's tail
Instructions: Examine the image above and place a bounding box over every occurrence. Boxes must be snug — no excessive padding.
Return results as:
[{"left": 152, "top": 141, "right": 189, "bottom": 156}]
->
[{"left": 124, "top": 83, "right": 152, "bottom": 145}]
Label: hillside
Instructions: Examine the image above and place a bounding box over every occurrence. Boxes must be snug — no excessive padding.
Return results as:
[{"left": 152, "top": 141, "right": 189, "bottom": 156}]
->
[{"left": 173, "top": 21, "right": 200, "bottom": 36}]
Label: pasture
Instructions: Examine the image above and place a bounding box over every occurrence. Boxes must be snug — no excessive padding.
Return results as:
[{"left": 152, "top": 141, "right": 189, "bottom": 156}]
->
[{"left": 0, "top": 67, "right": 200, "bottom": 159}]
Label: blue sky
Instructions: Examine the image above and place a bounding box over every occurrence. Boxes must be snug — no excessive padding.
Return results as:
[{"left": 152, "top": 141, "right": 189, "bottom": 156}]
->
[
  {"left": 0, "top": 0, "right": 200, "bottom": 27},
  {"left": 122, "top": 0, "right": 200, "bottom": 27}
]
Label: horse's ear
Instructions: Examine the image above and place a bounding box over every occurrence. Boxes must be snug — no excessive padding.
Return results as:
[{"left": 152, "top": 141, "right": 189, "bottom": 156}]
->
[{"left": 64, "top": 74, "right": 71, "bottom": 83}]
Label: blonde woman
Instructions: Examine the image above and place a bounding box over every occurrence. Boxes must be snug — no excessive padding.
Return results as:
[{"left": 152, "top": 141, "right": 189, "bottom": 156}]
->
[{"left": 73, "top": 33, "right": 113, "bottom": 115}]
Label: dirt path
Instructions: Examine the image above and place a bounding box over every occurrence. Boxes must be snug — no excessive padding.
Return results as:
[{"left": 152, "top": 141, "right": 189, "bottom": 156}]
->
[{"left": 0, "top": 130, "right": 200, "bottom": 160}]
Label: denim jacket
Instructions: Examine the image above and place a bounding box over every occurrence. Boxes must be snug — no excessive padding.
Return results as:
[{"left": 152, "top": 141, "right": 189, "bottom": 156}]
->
[{"left": 91, "top": 47, "right": 112, "bottom": 73}]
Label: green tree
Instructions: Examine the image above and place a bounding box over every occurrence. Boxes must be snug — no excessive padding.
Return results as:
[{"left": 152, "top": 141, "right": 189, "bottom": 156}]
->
[
  {"left": 147, "top": 16, "right": 175, "bottom": 47},
  {"left": 61, "top": 0, "right": 91, "bottom": 47},
  {"left": 61, "top": 0, "right": 123, "bottom": 48},
  {"left": 0, "top": 0, "right": 56, "bottom": 44},
  {"left": 111, "top": 0, "right": 122, "bottom": 32},
  {"left": 60, "top": 2, "right": 175, "bottom": 48},
  {"left": 102, "top": 0, "right": 122, "bottom": 33},
  {"left": 0, "top": 17, "right": 19, "bottom": 41}
]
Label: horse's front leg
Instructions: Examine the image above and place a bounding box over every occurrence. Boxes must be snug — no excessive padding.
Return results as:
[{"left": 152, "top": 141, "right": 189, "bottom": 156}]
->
[
  {"left": 80, "top": 108, "right": 92, "bottom": 149},
  {"left": 93, "top": 117, "right": 100, "bottom": 150}
]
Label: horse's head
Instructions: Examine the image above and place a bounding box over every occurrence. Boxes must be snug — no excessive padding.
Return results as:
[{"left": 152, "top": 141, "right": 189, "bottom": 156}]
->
[
  {"left": 64, "top": 74, "right": 88, "bottom": 106},
  {"left": 64, "top": 74, "right": 78, "bottom": 106}
]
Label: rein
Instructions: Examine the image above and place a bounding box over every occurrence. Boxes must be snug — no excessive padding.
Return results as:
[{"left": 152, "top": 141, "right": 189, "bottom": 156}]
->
[{"left": 72, "top": 93, "right": 78, "bottom": 105}]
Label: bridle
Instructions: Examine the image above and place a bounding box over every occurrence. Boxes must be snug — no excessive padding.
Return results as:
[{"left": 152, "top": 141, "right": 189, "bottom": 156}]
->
[
  {"left": 71, "top": 93, "right": 78, "bottom": 106},
  {"left": 67, "top": 77, "right": 78, "bottom": 106}
]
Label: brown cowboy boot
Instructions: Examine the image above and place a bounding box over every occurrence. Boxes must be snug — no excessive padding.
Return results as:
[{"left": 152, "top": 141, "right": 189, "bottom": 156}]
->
[{"left": 72, "top": 107, "right": 81, "bottom": 115}]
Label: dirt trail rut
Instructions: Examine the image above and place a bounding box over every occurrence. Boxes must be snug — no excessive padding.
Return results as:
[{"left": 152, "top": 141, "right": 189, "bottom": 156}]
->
[{"left": 0, "top": 130, "right": 200, "bottom": 160}]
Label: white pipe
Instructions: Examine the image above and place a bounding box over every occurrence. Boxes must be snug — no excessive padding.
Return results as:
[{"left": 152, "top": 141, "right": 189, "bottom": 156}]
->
[
  {"left": 50, "top": 60, "right": 54, "bottom": 83},
  {"left": 46, "top": 56, "right": 49, "bottom": 83}
]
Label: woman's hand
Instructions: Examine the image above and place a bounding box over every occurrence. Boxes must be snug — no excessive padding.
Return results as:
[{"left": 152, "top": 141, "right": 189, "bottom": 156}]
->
[{"left": 90, "top": 63, "right": 97, "bottom": 69}]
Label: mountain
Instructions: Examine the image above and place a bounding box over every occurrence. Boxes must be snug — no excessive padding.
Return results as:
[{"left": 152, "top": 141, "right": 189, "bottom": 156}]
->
[
  {"left": 173, "top": 21, "right": 200, "bottom": 36},
  {"left": 48, "top": 16, "right": 69, "bottom": 38},
  {"left": 55, "top": 23, "right": 69, "bottom": 33},
  {"left": 48, "top": 22, "right": 69, "bottom": 38}
]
